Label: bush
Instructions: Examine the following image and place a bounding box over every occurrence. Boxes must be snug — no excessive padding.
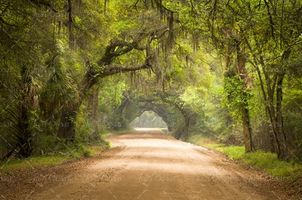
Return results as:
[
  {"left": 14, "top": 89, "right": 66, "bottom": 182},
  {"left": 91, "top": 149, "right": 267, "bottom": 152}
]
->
[
  {"left": 33, "top": 134, "right": 60, "bottom": 155},
  {"left": 189, "top": 134, "right": 302, "bottom": 178}
]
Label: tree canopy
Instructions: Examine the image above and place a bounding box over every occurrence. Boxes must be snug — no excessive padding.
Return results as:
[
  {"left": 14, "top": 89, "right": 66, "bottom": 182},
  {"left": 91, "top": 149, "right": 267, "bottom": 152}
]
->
[{"left": 1, "top": 0, "right": 302, "bottom": 161}]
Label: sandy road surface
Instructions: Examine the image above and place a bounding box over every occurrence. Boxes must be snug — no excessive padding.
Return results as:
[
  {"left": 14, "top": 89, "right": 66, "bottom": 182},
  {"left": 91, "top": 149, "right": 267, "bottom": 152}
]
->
[{"left": 1, "top": 130, "right": 292, "bottom": 200}]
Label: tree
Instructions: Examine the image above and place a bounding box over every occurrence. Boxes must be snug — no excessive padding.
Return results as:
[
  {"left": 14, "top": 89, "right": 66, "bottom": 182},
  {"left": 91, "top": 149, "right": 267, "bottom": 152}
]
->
[{"left": 57, "top": 25, "right": 168, "bottom": 141}]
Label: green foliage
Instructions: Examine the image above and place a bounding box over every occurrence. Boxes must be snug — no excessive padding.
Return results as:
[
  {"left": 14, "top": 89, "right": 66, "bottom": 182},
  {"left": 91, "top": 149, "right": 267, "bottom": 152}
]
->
[
  {"left": 223, "top": 76, "right": 250, "bottom": 121},
  {"left": 1, "top": 0, "right": 302, "bottom": 163},
  {"left": 189, "top": 135, "right": 302, "bottom": 178},
  {"left": 180, "top": 86, "right": 204, "bottom": 112},
  {"left": 75, "top": 105, "right": 94, "bottom": 143},
  {"left": 33, "top": 134, "right": 59, "bottom": 155},
  {"left": 0, "top": 156, "right": 68, "bottom": 171},
  {"left": 0, "top": 141, "right": 109, "bottom": 171}
]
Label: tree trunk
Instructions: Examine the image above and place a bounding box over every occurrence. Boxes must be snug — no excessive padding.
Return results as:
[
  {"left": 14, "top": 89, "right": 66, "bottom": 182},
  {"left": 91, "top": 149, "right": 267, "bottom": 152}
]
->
[
  {"left": 236, "top": 41, "right": 254, "bottom": 152},
  {"left": 88, "top": 87, "right": 100, "bottom": 140},
  {"left": 67, "top": 0, "right": 74, "bottom": 48},
  {"left": 248, "top": 44, "right": 290, "bottom": 158},
  {"left": 275, "top": 73, "right": 287, "bottom": 158},
  {"left": 260, "top": 65, "right": 287, "bottom": 159},
  {"left": 12, "top": 66, "right": 36, "bottom": 158},
  {"left": 242, "top": 104, "right": 253, "bottom": 152},
  {"left": 57, "top": 105, "right": 78, "bottom": 141},
  {"left": 253, "top": 63, "right": 277, "bottom": 152},
  {"left": 175, "top": 105, "right": 196, "bottom": 140},
  {"left": 55, "top": 31, "right": 155, "bottom": 141},
  {"left": 16, "top": 103, "right": 32, "bottom": 158},
  {"left": 183, "top": 115, "right": 191, "bottom": 140}
]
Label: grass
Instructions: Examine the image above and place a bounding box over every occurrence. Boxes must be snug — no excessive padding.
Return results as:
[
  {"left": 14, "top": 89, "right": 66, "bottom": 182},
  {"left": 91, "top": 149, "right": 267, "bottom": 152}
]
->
[
  {"left": 0, "top": 155, "right": 69, "bottom": 171},
  {"left": 0, "top": 143, "right": 110, "bottom": 172},
  {"left": 189, "top": 135, "right": 302, "bottom": 179}
]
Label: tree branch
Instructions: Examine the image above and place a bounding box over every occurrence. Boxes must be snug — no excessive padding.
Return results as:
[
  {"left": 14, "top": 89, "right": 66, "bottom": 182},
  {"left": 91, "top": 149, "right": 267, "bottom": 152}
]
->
[
  {"left": 263, "top": 0, "right": 275, "bottom": 38},
  {"left": 99, "top": 62, "right": 152, "bottom": 78},
  {"left": 98, "top": 26, "right": 168, "bottom": 66},
  {"left": 28, "top": 0, "right": 57, "bottom": 12},
  {"left": 81, "top": 25, "right": 168, "bottom": 96}
]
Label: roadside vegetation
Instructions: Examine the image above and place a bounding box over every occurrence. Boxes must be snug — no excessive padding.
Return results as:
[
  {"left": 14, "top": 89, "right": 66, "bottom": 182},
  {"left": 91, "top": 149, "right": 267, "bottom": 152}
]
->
[
  {"left": 0, "top": 142, "right": 109, "bottom": 172},
  {"left": 189, "top": 135, "right": 302, "bottom": 179}
]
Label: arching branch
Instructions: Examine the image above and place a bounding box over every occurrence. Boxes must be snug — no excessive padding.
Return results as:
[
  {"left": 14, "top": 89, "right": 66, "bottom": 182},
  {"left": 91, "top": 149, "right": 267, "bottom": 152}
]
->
[
  {"left": 99, "top": 61, "right": 152, "bottom": 78},
  {"left": 81, "top": 26, "right": 169, "bottom": 97},
  {"left": 97, "top": 26, "right": 168, "bottom": 65}
]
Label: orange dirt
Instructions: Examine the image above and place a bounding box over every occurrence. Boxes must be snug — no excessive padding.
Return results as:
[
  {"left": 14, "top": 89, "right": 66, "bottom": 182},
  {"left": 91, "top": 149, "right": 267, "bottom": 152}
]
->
[{"left": 0, "top": 130, "right": 297, "bottom": 200}]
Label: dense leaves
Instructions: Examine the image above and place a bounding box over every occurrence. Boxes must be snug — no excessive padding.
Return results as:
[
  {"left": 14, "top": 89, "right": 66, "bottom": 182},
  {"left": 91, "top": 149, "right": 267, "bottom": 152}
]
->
[{"left": 0, "top": 0, "right": 302, "bottom": 161}]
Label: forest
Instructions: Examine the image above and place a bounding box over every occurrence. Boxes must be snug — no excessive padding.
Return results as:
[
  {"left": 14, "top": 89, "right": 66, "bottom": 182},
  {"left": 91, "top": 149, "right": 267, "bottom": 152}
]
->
[
  {"left": 0, "top": 0, "right": 302, "bottom": 200},
  {"left": 1, "top": 1, "right": 302, "bottom": 198}
]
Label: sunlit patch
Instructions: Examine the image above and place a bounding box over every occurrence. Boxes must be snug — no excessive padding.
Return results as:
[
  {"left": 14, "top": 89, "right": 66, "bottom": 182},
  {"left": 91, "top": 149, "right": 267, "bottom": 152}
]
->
[
  {"left": 130, "top": 111, "right": 168, "bottom": 130},
  {"left": 89, "top": 135, "right": 227, "bottom": 177},
  {"left": 134, "top": 128, "right": 168, "bottom": 132}
]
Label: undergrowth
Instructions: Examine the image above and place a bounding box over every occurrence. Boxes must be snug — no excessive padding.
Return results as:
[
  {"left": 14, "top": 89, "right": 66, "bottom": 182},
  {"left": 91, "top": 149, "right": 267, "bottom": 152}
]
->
[
  {"left": 189, "top": 135, "right": 302, "bottom": 179},
  {"left": 0, "top": 140, "right": 110, "bottom": 172}
]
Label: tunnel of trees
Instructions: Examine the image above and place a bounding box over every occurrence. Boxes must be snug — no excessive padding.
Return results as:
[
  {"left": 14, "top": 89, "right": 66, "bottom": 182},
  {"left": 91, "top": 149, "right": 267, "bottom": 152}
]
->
[
  {"left": 129, "top": 111, "right": 168, "bottom": 129},
  {"left": 0, "top": 0, "right": 302, "bottom": 161},
  {"left": 109, "top": 92, "right": 199, "bottom": 139}
]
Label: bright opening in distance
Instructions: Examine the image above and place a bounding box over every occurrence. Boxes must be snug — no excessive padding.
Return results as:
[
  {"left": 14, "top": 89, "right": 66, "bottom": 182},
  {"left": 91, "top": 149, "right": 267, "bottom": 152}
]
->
[{"left": 130, "top": 111, "right": 168, "bottom": 132}]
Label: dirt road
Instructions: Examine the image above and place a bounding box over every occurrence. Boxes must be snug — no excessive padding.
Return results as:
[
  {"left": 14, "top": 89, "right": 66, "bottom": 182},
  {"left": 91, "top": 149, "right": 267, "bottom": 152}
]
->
[{"left": 1, "top": 130, "right": 293, "bottom": 199}]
